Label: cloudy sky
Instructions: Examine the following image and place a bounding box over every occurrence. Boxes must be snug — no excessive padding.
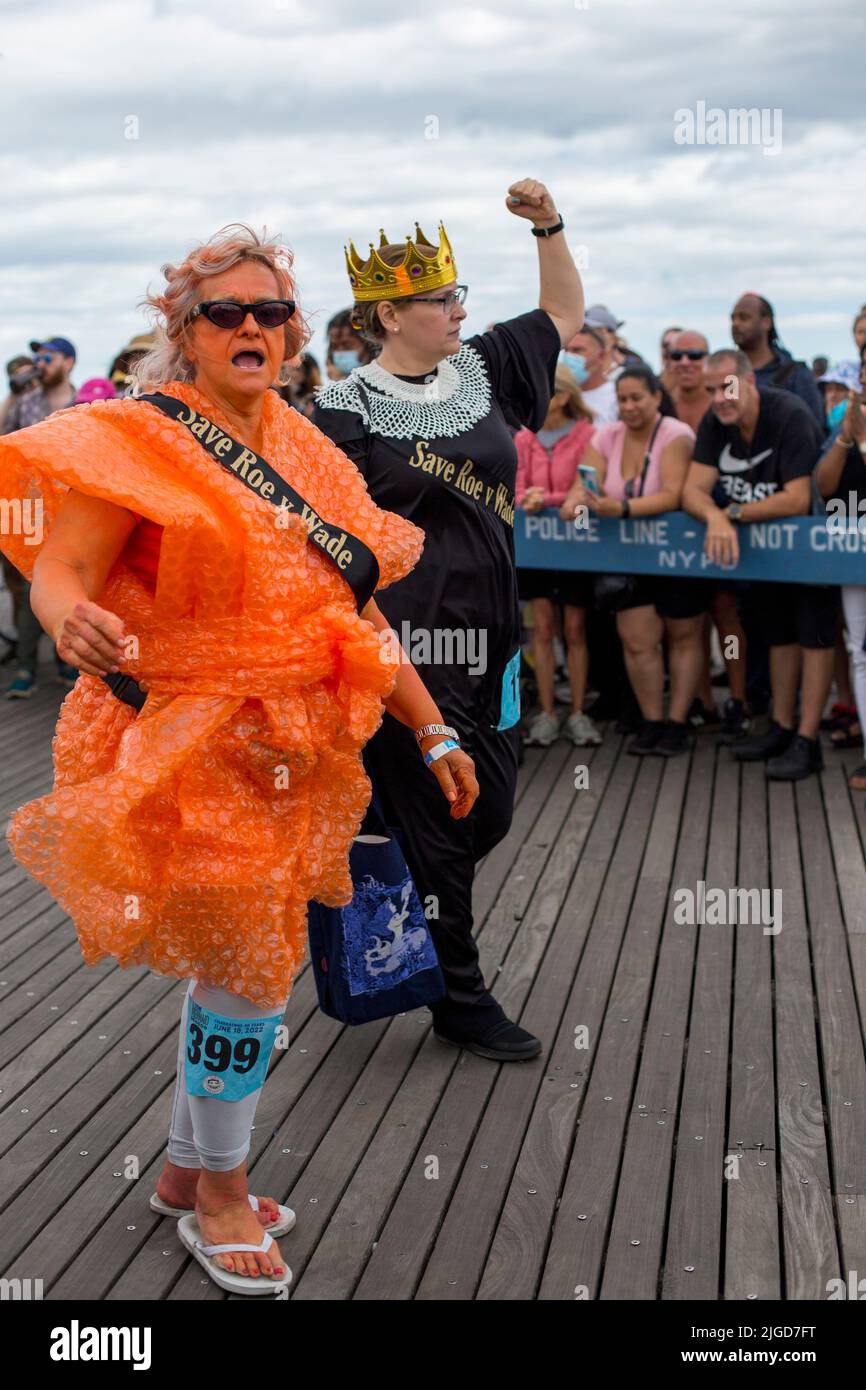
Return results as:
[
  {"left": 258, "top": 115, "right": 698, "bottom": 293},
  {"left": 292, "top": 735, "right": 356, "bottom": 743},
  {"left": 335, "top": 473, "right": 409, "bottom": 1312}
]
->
[{"left": 1, "top": 0, "right": 863, "bottom": 384}]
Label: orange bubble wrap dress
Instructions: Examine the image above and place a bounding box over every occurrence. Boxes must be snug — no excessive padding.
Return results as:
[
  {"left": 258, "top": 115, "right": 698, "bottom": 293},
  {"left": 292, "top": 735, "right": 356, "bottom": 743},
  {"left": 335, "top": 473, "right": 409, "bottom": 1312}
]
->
[{"left": 0, "top": 382, "right": 424, "bottom": 1007}]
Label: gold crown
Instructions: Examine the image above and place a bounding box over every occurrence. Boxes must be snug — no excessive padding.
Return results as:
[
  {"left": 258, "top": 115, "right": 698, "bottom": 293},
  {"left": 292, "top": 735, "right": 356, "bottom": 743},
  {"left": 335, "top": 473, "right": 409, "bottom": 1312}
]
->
[{"left": 345, "top": 222, "right": 457, "bottom": 302}]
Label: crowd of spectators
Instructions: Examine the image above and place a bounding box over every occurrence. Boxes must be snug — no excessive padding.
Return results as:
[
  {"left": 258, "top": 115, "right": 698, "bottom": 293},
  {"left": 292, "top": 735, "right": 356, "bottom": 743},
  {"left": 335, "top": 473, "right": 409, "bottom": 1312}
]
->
[
  {"left": 514, "top": 296, "right": 866, "bottom": 788},
  {"left": 3, "top": 295, "right": 865, "bottom": 793}
]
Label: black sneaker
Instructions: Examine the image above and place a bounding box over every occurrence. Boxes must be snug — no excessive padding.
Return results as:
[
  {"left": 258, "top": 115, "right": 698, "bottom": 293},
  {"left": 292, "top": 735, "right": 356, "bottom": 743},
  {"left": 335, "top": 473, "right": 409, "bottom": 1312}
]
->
[
  {"left": 688, "top": 698, "right": 720, "bottom": 730},
  {"left": 615, "top": 712, "right": 642, "bottom": 735},
  {"left": 654, "top": 720, "right": 690, "bottom": 757},
  {"left": 730, "top": 720, "right": 794, "bottom": 763},
  {"left": 431, "top": 1005, "right": 542, "bottom": 1061},
  {"left": 766, "top": 734, "right": 823, "bottom": 781},
  {"left": 716, "top": 697, "right": 751, "bottom": 745},
  {"left": 627, "top": 720, "right": 666, "bottom": 755}
]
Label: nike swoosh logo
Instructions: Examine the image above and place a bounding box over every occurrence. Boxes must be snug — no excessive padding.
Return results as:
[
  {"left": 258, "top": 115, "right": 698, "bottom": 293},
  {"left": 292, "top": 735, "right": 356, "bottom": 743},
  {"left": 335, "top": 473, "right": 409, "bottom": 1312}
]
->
[{"left": 719, "top": 444, "right": 773, "bottom": 473}]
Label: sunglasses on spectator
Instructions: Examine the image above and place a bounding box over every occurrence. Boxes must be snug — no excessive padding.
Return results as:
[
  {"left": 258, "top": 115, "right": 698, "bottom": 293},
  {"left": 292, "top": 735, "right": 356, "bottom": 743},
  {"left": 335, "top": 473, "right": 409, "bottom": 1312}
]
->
[
  {"left": 35, "top": 352, "right": 57, "bottom": 364},
  {"left": 669, "top": 349, "right": 707, "bottom": 362},
  {"left": 189, "top": 300, "right": 296, "bottom": 329}
]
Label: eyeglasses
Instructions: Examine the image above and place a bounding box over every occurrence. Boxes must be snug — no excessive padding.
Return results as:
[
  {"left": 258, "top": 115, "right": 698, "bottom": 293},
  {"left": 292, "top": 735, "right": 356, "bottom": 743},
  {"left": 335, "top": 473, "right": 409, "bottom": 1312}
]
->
[
  {"left": 669, "top": 349, "right": 707, "bottom": 362},
  {"left": 189, "top": 299, "right": 296, "bottom": 330},
  {"left": 407, "top": 284, "right": 468, "bottom": 313},
  {"left": 35, "top": 352, "right": 56, "bottom": 364}
]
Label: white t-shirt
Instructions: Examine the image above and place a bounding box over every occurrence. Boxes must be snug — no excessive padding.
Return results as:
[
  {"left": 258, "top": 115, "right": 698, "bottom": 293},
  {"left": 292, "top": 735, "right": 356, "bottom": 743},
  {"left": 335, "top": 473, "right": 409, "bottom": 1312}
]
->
[{"left": 581, "top": 378, "right": 619, "bottom": 425}]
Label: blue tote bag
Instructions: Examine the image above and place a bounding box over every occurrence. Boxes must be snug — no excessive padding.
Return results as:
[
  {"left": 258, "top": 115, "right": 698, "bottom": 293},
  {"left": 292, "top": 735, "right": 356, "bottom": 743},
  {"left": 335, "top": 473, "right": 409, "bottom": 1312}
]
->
[{"left": 306, "top": 794, "right": 446, "bottom": 1024}]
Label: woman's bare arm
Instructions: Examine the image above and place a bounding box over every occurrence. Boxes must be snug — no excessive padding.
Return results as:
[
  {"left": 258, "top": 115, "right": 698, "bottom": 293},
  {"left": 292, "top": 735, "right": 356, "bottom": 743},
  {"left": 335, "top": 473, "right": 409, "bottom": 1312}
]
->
[
  {"left": 625, "top": 433, "right": 692, "bottom": 517},
  {"left": 31, "top": 489, "right": 138, "bottom": 674}
]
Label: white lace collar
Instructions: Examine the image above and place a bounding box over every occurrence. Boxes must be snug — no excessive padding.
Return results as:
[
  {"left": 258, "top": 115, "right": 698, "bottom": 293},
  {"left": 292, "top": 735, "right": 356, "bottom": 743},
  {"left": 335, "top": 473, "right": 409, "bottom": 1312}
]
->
[
  {"left": 356, "top": 355, "right": 460, "bottom": 403},
  {"left": 314, "top": 342, "right": 491, "bottom": 441}
]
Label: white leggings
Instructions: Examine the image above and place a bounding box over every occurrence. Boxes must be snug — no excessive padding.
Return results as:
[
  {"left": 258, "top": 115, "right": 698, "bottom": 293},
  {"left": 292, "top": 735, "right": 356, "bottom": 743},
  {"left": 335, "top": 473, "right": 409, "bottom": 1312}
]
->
[
  {"left": 842, "top": 586, "right": 866, "bottom": 759},
  {"left": 167, "top": 979, "right": 287, "bottom": 1173}
]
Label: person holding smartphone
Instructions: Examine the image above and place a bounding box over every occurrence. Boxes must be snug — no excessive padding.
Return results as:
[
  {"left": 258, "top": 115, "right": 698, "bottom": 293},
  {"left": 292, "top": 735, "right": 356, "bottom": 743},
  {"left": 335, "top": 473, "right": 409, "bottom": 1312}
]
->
[
  {"left": 516, "top": 363, "right": 599, "bottom": 746},
  {"left": 562, "top": 363, "right": 698, "bottom": 756}
]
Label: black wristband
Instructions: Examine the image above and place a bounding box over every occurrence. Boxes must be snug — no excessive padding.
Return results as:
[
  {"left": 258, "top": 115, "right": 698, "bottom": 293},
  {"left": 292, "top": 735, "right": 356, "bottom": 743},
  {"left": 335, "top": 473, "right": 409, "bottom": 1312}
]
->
[
  {"left": 531, "top": 217, "right": 565, "bottom": 238},
  {"left": 620, "top": 497, "right": 630, "bottom": 519}
]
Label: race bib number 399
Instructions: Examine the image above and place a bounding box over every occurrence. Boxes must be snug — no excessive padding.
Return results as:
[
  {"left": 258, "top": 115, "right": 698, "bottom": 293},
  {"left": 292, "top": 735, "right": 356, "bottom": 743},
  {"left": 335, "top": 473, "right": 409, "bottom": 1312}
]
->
[{"left": 185, "top": 998, "right": 283, "bottom": 1101}]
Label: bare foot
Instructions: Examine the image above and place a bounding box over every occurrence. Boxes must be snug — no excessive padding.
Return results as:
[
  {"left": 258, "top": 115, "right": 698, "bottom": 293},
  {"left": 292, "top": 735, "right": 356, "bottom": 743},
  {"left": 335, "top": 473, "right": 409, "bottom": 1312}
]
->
[
  {"left": 195, "top": 1171, "right": 287, "bottom": 1281},
  {"left": 156, "top": 1160, "right": 279, "bottom": 1228}
]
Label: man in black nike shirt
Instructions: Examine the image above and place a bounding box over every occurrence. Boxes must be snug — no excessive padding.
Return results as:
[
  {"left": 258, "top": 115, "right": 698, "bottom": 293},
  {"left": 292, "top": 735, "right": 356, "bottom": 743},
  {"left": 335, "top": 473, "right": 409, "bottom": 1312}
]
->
[{"left": 678, "top": 348, "right": 833, "bottom": 780}]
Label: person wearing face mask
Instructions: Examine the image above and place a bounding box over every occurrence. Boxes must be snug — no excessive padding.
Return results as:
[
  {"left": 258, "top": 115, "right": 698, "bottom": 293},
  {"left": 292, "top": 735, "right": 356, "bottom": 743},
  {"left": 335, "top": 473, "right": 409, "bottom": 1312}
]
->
[
  {"left": 325, "top": 308, "right": 374, "bottom": 379},
  {"left": 817, "top": 360, "right": 860, "bottom": 433},
  {"left": 559, "top": 324, "right": 619, "bottom": 423},
  {"left": 584, "top": 303, "right": 625, "bottom": 381},
  {"left": 313, "top": 179, "right": 585, "bottom": 1061}
]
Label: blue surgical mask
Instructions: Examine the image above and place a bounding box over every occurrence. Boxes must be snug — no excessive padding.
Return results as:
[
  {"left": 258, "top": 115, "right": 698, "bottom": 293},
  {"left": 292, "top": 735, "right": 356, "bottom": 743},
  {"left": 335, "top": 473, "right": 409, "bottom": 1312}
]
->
[
  {"left": 827, "top": 400, "right": 847, "bottom": 429},
  {"left": 332, "top": 349, "right": 361, "bottom": 374},
  {"left": 559, "top": 350, "right": 589, "bottom": 385}
]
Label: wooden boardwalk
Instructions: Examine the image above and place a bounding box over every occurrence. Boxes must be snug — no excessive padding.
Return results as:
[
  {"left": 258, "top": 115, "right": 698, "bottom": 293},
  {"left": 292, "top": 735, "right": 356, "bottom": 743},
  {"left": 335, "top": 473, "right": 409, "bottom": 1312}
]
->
[{"left": 0, "top": 668, "right": 864, "bottom": 1302}]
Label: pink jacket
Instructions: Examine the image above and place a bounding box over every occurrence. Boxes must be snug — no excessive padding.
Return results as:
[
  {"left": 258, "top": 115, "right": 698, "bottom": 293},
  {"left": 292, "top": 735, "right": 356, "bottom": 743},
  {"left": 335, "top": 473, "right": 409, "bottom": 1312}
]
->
[{"left": 515, "top": 418, "right": 594, "bottom": 507}]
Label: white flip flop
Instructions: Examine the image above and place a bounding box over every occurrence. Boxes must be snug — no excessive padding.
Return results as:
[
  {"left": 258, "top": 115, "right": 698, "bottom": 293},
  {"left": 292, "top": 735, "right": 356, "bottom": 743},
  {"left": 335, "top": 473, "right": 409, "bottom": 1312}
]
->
[
  {"left": 177, "top": 1214, "right": 292, "bottom": 1296},
  {"left": 150, "top": 1191, "right": 296, "bottom": 1236}
]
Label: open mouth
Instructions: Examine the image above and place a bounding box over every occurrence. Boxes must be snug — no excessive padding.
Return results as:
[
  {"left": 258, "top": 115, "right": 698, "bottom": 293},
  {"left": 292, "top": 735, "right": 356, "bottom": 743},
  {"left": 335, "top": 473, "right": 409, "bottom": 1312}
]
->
[{"left": 232, "top": 350, "right": 265, "bottom": 371}]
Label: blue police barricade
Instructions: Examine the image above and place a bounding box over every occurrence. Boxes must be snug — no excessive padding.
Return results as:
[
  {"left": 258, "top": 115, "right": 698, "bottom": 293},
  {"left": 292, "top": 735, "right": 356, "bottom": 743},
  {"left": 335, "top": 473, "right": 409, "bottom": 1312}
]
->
[{"left": 514, "top": 511, "right": 866, "bottom": 586}]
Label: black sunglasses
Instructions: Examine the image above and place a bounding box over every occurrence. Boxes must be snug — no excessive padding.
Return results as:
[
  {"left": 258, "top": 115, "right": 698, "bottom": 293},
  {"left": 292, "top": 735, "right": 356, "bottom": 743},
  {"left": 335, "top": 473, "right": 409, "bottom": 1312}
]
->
[
  {"left": 669, "top": 349, "right": 707, "bottom": 362},
  {"left": 189, "top": 299, "right": 295, "bottom": 330}
]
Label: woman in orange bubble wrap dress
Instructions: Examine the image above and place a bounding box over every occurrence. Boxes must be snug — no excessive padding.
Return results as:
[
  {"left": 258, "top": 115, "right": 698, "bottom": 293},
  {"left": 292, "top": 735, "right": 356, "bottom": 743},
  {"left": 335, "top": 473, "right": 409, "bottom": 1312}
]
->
[
  {"left": 2, "top": 377, "right": 427, "bottom": 1001},
  {"left": 0, "top": 225, "right": 479, "bottom": 1290}
]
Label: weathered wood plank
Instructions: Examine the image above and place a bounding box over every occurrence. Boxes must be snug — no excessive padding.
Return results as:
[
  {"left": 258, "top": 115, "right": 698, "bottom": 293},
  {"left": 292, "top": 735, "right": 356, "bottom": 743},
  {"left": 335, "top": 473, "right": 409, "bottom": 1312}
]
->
[
  {"left": 724, "top": 762, "right": 780, "bottom": 1299},
  {"left": 768, "top": 780, "right": 839, "bottom": 1300},
  {"left": 0, "top": 687, "right": 863, "bottom": 1301},
  {"left": 416, "top": 740, "right": 627, "bottom": 1300},
  {"left": 662, "top": 751, "right": 736, "bottom": 1299}
]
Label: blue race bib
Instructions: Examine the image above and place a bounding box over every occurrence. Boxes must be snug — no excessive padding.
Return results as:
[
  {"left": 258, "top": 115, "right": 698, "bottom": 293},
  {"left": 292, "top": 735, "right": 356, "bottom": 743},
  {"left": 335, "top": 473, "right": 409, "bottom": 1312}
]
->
[
  {"left": 185, "top": 998, "right": 283, "bottom": 1102},
  {"left": 496, "top": 648, "right": 521, "bottom": 731}
]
